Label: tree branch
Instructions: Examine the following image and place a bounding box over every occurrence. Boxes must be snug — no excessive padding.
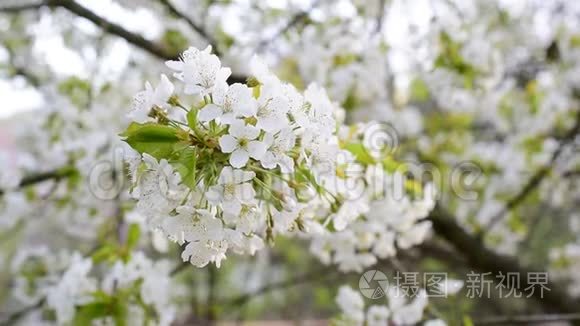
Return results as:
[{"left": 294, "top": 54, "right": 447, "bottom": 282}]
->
[
  {"left": 0, "top": 167, "right": 75, "bottom": 196},
  {"left": 50, "top": 0, "right": 175, "bottom": 60},
  {"left": 429, "top": 204, "right": 580, "bottom": 314},
  {"left": 3, "top": 0, "right": 248, "bottom": 84},
  {"left": 256, "top": 0, "right": 320, "bottom": 51},
  {"left": 0, "top": 1, "right": 48, "bottom": 13},
  {"left": 0, "top": 299, "right": 44, "bottom": 326},
  {"left": 474, "top": 312, "right": 580, "bottom": 325},
  {"left": 3, "top": 0, "right": 177, "bottom": 60},
  {"left": 484, "top": 110, "right": 580, "bottom": 232},
  {"left": 157, "top": 0, "right": 220, "bottom": 56},
  {"left": 376, "top": 0, "right": 387, "bottom": 33},
  {"left": 224, "top": 264, "right": 340, "bottom": 308}
]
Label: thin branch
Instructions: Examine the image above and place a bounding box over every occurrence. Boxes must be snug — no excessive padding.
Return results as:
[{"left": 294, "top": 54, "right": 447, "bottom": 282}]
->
[
  {"left": 224, "top": 264, "right": 339, "bottom": 308},
  {"left": 429, "top": 204, "right": 580, "bottom": 313},
  {"left": 170, "top": 261, "right": 189, "bottom": 276},
  {"left": 50, "top": 0, "right": 175, "bottom": 60},
  {"left": 2, "top": 0, "right": 248, "bottom": 84},
  {"left": 475, "top": 313, "right": 580, "bottom": 325},
  {"left": 563, "top": 169, "right": 580, "bottom": 178},
  {"left": 11, "top": 67, "right": 41, "bottom": 87},
  {"left": 0, "top": 299, "right": 45, "bottom": 326},
  {"left": 0, "top": 1, "right": 48, "bottom": 13},
  {"left": 4, "top": 45, "right": 42, "bottom": 87},
  {"left": 3, "top": 0, "right": 176, "bottom": 59},
  {"left": 256, "top": 0, "right": 320, "bottom": 51},
  {"left": 484, "top": 110, "right": 580, "bottom": 232},
  {"left": 0, "top": 167, "right": 75, "bottom": 196},
  {"left": 157, "top": 0, "right": 220, "bottom": 56},
  {"left": 375, "top": 0, "right": 387, "bottom": 33},
  {"left": 2, "top": 0, "right": 174, "bottom": 59},
  {"left": 0, "top": 245, "right": 98, "bottom": 326}
]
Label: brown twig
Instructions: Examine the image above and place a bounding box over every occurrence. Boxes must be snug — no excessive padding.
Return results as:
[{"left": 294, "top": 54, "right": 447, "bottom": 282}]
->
[
  {"left": 0, "top": 298, "right": 45, "bottom": 326},
  {"left": 429, "top": 204, "right": 580, "bottom": 313},
  {"left": 50, "top": 0, "right": 174, "bottom": 60},
  {"left": 224, "top": 264, "right": 339, "bottom": 309},
  {"left": 256, "top": 0, "right": 320, "bottom": 51},
  {"left": 157, "top": 0, "right": 220, "bottom": 56},
  {"left": 484, "top": 110, "right": 580, "bottom": 232},
  {"left": 0, "top": 167, "right": 75, "bottom": 196},
  {"left": 474, "top": 312, "right": 580, "bottom": 325},
  {"left": 2, "top": 0, "right": 248, "bottom": 84},
  {"left": 0, "top": 1, "right": 48, "bottom": 13}
]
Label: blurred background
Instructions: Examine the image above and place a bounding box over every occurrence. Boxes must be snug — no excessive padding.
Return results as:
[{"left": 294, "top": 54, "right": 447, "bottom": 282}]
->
[{"left": 1, "top": 0, "right": 580, "bottom": 325}]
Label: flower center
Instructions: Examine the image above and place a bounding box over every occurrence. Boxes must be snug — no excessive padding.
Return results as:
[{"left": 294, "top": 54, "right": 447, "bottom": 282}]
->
[
  {"left": 224, "top": 183, "right": 236, "bottom": 197},
  {"left": 257, "top": 104, "right": 270, "bottom": 117},
  {"left": 238, "top": 137, "right": 249, "bottom": 148},
  {"left": 223, "top": 98, "right": 233, "bottom": 113}
]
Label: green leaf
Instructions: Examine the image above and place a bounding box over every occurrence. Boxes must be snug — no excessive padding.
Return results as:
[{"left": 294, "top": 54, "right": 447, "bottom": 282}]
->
[
  {"left": 341, "top": 88, "right": 359, "bottom": 112},
  {"left": 73, "top": 302, "right": 110, "bottom": 326},
  {"left": 91, "top": 244, "right": 117, "bottom": 264},
  {"left": 570, "top": 35, "right": 580, "bottom": 48},
  {"left": 343, "top": 143, "right": 375, "bottom": 165},
  {"left": 507, "top": 211, "right": 527, "bottom": 234},
  {"left": 126, "top": 224, "right": 141, "bottom": 249},
  {"left": 187, "top": 108, "right": 198, "bottom": 130},
  {"left": 112, "top": 301, "right": 128, "bottom": 326},
  {"left": 382, "top": 156, "right": 403, "bottom": 173},
  {"left": 525, "top": 80, "right": 543, "bottom": 114},
  {"left": 435, "top": 32, "right": 478, "bottom": 88},
  {"left": 121, "top": 122, "right": 181, "bottom": 160},
  {"left": 161, "top": 29, "right": 188, "bottom": 55},
  {"left": 463, "top": 315, "right": 475, "bottom": 326},
  {"left": 410, "top": 78, "right": 430, "bottom": 102},
  {"left": 425, "top": 112, "right": 473, "bottom": 135},
  {"left": 174, "top": 147, "right": 198, "bottom": 189},
  {"left": 58, "top": 76, "right": 91, "bottom": 108}
]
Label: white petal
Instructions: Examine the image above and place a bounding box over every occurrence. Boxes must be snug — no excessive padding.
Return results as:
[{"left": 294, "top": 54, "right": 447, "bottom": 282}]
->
[
  {"left": 184, "top": 84, "right": 203, "bottom": 95},
  {"left": 235, "top": 183, "right": 256, "bottom": 202},
  {"left": 155, "top": 74, "right": 174, "bottom": 104},
  {"left": 268, "top": 96, "right": 290, "bottom": 114},
  {"left": 218, "top": 167, "right": 234, "bottom": 184},
  {"left": 219, "top": 113, "right": 237, "bottom": 125},
  {"left": 165, "top": 60, "right": 184, "bottom": 71},
  {"left": 230, "top": 149, "right": 250, "bottom": 168},
  {"left": 241, "top": 124, "right": 260, "bottom": 140},
  {"left": 228, "top": 120, "right": 246, "bottom": 138},
  {"left": 199, "top": 104, "right": 222, "bottom": 122},
  {"left": 217, "top": 67, "right": 232, "bottom": 83},
  {"left": 222, "top": 200, "right": 242, "bottom": 215},
  {"left": 260, "top": 152, "right": 277, "bottom": 169},
  {"left": 247, "top": 141, "right": 267, "bottom": 159},
  {"left": 203, "top": 217, "right": 224, "bottom": 241},
  {"left": 205, "top": 186, "right": 222, "bottom": 204},
  {"left": 240, "top": 170, "right": 256, "bottom": 183},
  {"left": 219, "top": 135, "right": 238, "bottom": 153},
  {"left": 257, "top": 114, "right": 287, "bottom": 133},
  {"left": 262, "top": 133, "right": 275, "bottom": 147},
  {"left": 279, "top": 155, "right": 295, "bottom": 173},
  {"left": 233, "top": 169, "right": 256, "bottom": 183}
]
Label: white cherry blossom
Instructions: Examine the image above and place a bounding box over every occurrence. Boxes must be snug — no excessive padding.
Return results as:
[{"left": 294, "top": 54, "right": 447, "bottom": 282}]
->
[
  {"left": 166, "top": 45, "right": 231, "bottom": 96},
  {"left": 129, "top": 74, "right": 174, "bottom": 123},
  {"left": 219, "top": 121, "right": 267, "bottom": 168},
  {"left": 206, "top": 167, "right": 256, "bottom": 215}
]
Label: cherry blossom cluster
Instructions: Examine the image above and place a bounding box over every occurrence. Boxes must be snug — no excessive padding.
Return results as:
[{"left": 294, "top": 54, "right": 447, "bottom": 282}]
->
[
  {"left": 124, "top": 46, "right": 435, "bottom": 270},
  {"left": 9, "top": 248, "right": 179, "bottom": 326},
  {"left": 126, "top": 45, "right": 340, "bottom": 268},
  {"left": 334, "top": 285, "right": 436, "bottom": 326}
]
